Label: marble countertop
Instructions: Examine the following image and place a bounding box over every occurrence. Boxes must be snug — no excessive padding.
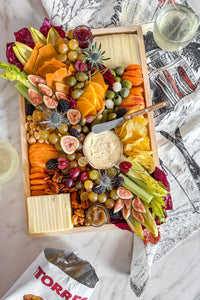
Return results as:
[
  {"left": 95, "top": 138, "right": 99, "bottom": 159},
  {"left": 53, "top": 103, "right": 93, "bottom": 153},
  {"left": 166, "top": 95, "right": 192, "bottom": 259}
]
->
[{"left": 0, "top": 1, "right": 200, "bottom": 299}]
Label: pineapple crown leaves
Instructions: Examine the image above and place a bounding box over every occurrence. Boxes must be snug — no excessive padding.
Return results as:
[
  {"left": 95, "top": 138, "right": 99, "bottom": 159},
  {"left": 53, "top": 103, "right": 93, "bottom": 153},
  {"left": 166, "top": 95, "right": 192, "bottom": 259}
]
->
[{"left": 83, "top": 42, "right": 110, "bottom": 70}]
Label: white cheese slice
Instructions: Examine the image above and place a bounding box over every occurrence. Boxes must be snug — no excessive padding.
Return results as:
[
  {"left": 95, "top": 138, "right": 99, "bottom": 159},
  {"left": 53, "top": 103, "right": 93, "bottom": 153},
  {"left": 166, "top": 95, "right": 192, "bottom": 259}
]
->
[
  {"left": 94, "top": 33, "right": 140, "bottom": 68},
  {"left": 27, "top": 193, "right": 73, "bottom": 233}
]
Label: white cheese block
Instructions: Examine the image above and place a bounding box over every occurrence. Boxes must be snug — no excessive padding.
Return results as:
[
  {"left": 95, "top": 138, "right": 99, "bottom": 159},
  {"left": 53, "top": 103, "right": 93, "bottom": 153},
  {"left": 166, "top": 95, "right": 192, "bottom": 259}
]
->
[
  {"left": 27, "top": 193, "right": 73, "bottom": 233},
  {"left": 94, "top": 33, "right": 140, "bottom": 68}
]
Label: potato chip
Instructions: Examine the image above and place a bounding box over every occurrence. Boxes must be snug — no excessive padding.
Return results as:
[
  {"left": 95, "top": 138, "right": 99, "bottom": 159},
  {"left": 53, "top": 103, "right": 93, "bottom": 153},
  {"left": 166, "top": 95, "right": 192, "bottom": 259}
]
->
[
  {"left": 115, "top": 113, "right": 155, "bottom": 173},
  {"left": 128, "top": 154, "right": 155, "bottom": 174}
]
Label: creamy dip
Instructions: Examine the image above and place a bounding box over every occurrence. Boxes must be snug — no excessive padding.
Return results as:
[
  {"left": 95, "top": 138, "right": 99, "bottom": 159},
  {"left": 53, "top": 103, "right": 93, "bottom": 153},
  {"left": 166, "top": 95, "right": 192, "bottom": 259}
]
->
[{"left": 83, "top": 130, "right": 122, "bottom": 169}]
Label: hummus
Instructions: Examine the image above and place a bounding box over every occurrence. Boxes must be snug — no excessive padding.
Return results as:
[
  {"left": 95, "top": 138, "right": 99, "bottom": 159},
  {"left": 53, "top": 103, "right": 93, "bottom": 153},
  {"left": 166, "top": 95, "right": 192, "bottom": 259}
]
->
[{"left": 83, "top": 130, "right": 122, "bottom": 169}]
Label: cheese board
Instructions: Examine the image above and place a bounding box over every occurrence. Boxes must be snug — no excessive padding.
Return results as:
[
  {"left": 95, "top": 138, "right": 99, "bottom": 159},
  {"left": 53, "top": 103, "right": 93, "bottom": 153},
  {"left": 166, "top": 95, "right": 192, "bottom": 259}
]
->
[{"left": 17, "top": 25, "right": 161, "bottom": 237}]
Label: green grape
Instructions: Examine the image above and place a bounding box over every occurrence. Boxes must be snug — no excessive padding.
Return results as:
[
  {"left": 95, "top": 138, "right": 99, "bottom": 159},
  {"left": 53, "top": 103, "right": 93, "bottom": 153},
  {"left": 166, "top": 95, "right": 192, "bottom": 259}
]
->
[
  {"left": 110, "top": 189, "right": 119, "bottom": 200},
  {"left": 80, "top": 191, "right": 89, "bottom": 201},
  {"left": 78, "top": 156, "right": 88, "bottom": 167},
  {"left": 40, "top": 130, "right": 50, "bottom": 140},
  {"left": 32, "top": 110, "right": 43, "bottom": 122},
  {"left": 55, "top": 142, "right": 62, "bottom": 151},
  {"left": 84, "top": 180, "right": 93, "bottom": 191},
  {"left": 69, "top": 39, "right": 79, "bottom": 50},
  {"left": 67, "top": 153, "right": 76, "bottom": 161},
  {"left": 58, "top": 124, "right": 68, "bottom": 134},
  {"left": 89, "top": 192, "right": 98, "bottom": 202},
  {"left": 58, "top": 43, "right": 69, "bottom": 54},
  {"left": 98, "top": 194, "right": 107, "bottom": 203},
  {"left": 105, "top": 198, "right": 115, "bottom": 209},
  {"left": 49, "top": 133, "right": 59, "bottom": 144},
  {"left": 68, "top": 50, "right": 78, "bottom": 62},
  {"left": 107, "top": 167, "right": 118, "bottom": 178},
  {"left": 89, "top": 170, "right": 99, "bottom": 180}
]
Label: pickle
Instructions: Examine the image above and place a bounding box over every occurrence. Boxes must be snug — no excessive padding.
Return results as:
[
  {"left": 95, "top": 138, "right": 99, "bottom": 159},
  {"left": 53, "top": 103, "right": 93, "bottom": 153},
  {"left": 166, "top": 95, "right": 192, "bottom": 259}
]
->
[
  {"left": 107, "top": 108, "right": 114, "bottom": 114},
  {"left": 91, "top": 114, "right": 103, "bottom": 127},
  {"left": 108, "top": 113, "right": 116, "bottom": 121},
  {"left": 101, "top": 109, "right": 108, "bottom": 123}
]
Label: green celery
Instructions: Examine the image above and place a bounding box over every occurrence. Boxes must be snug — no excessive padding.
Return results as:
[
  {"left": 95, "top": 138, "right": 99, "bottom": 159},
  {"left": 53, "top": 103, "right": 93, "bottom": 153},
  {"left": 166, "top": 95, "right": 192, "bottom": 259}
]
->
[
  {"left": 15, "top": 82, "right": 29, "bottom": 101},
  {"left": 121, "top": 173, "right": 153, "bottom": 203}
]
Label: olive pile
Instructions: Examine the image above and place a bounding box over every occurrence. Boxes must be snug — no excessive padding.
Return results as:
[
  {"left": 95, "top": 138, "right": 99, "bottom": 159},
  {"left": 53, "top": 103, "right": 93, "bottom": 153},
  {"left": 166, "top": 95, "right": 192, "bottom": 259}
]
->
[
  {"left": 67, "top": 71, "right": 88, "bottom": 99},
  {"left": 91, "top": 66, "right": 133, "bottom": 125}
]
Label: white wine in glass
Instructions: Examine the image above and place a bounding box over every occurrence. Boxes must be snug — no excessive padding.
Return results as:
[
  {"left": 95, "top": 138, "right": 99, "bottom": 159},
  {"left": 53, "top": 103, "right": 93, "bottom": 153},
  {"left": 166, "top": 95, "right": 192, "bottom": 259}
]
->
[
  {"left": 153, "top": 3, "right": 199, "bottom": 51},
  {"left": 0, "top": 140, "right": 19, "bottom": 184}
]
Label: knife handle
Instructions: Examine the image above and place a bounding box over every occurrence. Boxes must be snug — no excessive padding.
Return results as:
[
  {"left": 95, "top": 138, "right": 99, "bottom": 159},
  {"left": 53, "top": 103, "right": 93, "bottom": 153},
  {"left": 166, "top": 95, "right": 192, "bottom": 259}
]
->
[{"left": 124, "top": 101, "right": 168, "bottom": 120}]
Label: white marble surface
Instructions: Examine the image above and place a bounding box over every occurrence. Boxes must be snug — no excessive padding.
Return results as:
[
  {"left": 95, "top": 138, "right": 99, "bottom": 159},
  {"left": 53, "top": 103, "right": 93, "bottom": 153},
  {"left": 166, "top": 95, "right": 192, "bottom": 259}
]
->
[{"left": 0, "top": 1, "right": 200, "bottom": 299}]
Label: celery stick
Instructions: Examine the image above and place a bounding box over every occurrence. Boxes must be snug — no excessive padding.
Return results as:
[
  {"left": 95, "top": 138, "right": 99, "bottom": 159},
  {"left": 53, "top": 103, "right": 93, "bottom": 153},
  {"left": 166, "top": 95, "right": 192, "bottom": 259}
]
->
[
  {"left": 121, "top": 174, "right": 153, "bottom": 203},
  {"left": 15, "top": 82, "right": 29, "bottom": 101}
]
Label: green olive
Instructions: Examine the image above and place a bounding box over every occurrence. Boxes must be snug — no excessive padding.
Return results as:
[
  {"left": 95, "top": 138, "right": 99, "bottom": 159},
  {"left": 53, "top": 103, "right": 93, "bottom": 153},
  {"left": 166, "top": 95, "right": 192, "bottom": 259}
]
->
[
  {"left": 122, "top": 79, "right": 132, "bottom": 90},
  {"left": 75, "top": 72, "right": 88, "bottom": 81},
  {"left": 71, "top": 89, "right": 84, "bottom": 99},
  {"left": 108, "top": 113, "right": 117, "bottom": 121},
  {"left": 114, "top": 76, "right": 121, "bottom": 82},
  {"left": 115, "top": 66, "right": 125, "bottom": 76},
  {"left": 82, "top": 126, "right": 89, "bottom": 134},
  {"left": 110, "top": 69, "right": 116, "bottom": 77},
  {"left": 73, "top": 81, "right": 85, "bottom": 89},
  {"left": 120, "top": 87, "right": 130, "bottom": 98},
  {"left": 80, "top": 117, "right": 86, "bottom": 126},
  {"left": 114, "top": 95, "right": 122, "bottom": 106},
  {"left": 106, "top": 90, "right": 115, "bottom": 99},
  {"left": 66, "top": 76, "right": 77, "bottom": 87}
]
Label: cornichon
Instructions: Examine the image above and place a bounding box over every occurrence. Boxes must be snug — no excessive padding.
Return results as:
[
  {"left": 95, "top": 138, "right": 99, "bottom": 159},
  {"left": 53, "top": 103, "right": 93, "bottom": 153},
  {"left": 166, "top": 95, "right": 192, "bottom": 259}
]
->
[{"left": 101, "top": 109, "right": 108, "bottom": 123}]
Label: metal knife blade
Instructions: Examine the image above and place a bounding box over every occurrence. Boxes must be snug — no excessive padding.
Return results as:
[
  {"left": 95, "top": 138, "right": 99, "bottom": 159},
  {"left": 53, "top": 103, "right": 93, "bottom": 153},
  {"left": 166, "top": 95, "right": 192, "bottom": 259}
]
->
[{"left": 92, "top": 117, "right": 125, "bottom": 134}]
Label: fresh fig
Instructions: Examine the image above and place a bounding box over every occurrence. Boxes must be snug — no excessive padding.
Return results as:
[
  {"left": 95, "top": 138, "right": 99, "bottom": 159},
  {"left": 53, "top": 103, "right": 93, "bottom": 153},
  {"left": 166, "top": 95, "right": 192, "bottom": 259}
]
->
[
  {"left": 132, "top": 209, "right": 144, "bottom": 223},
  {"left": 43, "top": 95, "right": 58, "bottom": 109},
  {"left": 67, "top": 109, "right": 81, "bottom": 125},
  {"left": 55, "top": 91, "right": 68, "bottom": 100},
  {"left": 122, "top": 206, "right": 131, "bottom": 219},
  {"left": 28, "top": 75, "right": 46, "bottom": 87},
  {"left": 61, "top": 135, "right": 80, "bottom": 154},
  {"left": 117, "top": 187, "right": 133, "bottom": 199},
  {"left": 28, "top": 89, "right": 43, "bottom": 106},
  {"left": 132, "top": 197, "right": 146, "bottom": 213},
  {"left": 38, "top": 84, "right": 53, "bottom": 97},
  {"left": 124, "top": 198, "right": 132, "bottom": 209},
  {"left": 114, "top": 198, "right": 124, "bottom": 213},
  {"left": 85, "top": 115, "right": 96, "bottom": 124}
]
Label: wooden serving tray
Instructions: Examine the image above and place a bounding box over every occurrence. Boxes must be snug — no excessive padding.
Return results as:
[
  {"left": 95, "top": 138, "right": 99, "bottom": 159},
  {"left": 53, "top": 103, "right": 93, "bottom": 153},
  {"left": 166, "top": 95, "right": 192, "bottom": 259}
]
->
[{"left": 19, "top": 25, "right": 158, "bottom": 237}]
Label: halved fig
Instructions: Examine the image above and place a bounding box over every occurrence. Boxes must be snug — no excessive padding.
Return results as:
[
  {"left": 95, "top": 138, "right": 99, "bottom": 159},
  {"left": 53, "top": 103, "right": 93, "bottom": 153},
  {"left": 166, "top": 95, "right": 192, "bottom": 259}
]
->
[
  {"left": 38, "top": 84, "right": 53, "bottom": 97},
  {"left": 122, "top": 206, "right": 131, "bottom": 219},
  {"left": 43, "top": 95, "right": 58, "bottom": 109},
  {"left": 132, "top": 197, "right": 146, "bottom": 213},
  {"left": 124, "top": 198, "right": 132, "bottom": 209},
  {"left": 117, "top": 187, "right": 133, "bottom": 199},
  {"left": 55, "top": 91, "right": 68, "bottom": 100},
  {"left": 28, "top": 75, "right": 46, "bottom": 87},
  {"left": 67, "top": 109, "right": 81, "bottom": 125},
  {"left": 132, "top": 209, "right": 144, "bottom": 223},
  {"left": 28, "top": 89, "right": 43, "bottom": 106},
  {"left": 85, "top": 115, "right": 96, "bottom": 123},
  {"left": 114, "top": 198, "right": 124, "bottom": 213},
  {"left": 61, "top": 135, "right": 80, "bottom": 154}
]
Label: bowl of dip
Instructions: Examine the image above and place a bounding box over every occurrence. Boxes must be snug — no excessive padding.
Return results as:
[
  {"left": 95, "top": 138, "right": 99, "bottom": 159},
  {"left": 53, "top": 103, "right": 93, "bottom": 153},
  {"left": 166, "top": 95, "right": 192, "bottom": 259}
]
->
[{"left": 83, "top": 130, "right": 123, "bottom": 169}]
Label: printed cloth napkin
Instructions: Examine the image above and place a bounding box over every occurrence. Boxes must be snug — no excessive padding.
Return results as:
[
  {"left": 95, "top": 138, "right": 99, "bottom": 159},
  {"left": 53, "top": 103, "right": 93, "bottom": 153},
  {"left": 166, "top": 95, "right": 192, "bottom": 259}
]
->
[{"left": 41, "top": 0, "right": 200, "bottom": 296}]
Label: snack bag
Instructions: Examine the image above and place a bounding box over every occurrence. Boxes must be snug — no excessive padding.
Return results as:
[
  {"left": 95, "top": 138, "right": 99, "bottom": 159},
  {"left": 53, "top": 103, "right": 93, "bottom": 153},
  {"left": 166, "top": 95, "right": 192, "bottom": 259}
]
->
[{"left": 2, "top": 248, "right": 99, "bottom": 300}]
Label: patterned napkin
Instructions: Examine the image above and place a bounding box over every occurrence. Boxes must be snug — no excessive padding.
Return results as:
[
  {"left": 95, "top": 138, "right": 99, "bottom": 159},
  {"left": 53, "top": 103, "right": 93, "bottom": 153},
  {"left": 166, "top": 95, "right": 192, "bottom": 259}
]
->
[{"left": 41, "top": 0, "right": 200, "bottom": 296}]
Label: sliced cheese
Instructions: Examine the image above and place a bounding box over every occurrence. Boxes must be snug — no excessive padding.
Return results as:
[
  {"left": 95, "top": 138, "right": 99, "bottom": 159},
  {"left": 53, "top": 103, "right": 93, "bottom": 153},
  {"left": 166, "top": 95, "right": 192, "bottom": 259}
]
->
[
  {"left": 94, "top": 33, "right": 140, "bottom": 68},
  {"left": 27, "top": 193, "right": 73, "bottom": 233}
]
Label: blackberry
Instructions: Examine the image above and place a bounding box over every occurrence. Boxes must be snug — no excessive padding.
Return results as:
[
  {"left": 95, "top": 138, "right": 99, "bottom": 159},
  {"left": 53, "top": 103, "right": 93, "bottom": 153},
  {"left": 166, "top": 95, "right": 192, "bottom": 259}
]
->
[
  {"left": 58, "top": 99, "right": 70, "bottom": 113},
  {"left": 25, "top": 103, "right": 35, "bottom": 115},
  {"left": 109, "top": 208, "right": 122, "bottom": 220},
  {"left": 46, "top": 159, "right": 58, "bottom": 169},
  {"left": 116, "top": 108, "right": 127, "bottom": 118},
  {"left": 111, "top": 176, "right": 124, "bottom": 189},
  {"left": 69, "top": 128, "right": 80, "bottom": 138}
]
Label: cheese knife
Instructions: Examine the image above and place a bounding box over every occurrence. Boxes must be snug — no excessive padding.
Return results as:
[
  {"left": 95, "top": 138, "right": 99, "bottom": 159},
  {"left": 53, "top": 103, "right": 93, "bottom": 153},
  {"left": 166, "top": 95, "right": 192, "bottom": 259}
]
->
[{"left": 92, "top": 101, "right": 168, "bottom": 134}]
